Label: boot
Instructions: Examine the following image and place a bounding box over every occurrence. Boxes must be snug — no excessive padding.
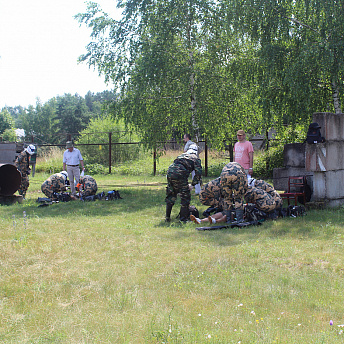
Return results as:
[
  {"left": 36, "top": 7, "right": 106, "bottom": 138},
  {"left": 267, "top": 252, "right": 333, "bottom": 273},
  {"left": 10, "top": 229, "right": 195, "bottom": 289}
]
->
[
  {"left": 179, "top": 205, "right": 190, "bottom": 223},
  {"left": 235, "top": 209, "right": 244, "bottom": 223},
  {"left": 165, "top": 203, "right": 173, "bottom": 222}
]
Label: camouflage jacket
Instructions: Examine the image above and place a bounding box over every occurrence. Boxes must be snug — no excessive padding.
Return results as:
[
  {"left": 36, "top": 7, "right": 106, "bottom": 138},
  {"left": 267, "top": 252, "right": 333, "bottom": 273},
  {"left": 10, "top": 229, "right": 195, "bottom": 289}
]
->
[
  {"left": 79, "top": 175, "right": 98, "bottom": 193},
  {"left": 167, "top": 153, "right": 202, "bottom": 186},
  {"left": 41, "top": 173, "right": 67, "bottom": 194},
  {"left": 14, "top": 151, "right": 30, "bottom": 175}
]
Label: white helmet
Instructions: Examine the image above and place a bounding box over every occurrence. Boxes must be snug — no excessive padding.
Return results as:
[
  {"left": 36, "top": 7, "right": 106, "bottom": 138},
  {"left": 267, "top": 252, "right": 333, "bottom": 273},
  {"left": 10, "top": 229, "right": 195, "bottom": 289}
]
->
[
  {"left": 186, "top": 144, "right": 198, "bottom": 155},
  {"left": 26, "top": 144, "right": 36, "bottom": 155},
  {"left": 60, "top": 171, "right": 68, "bottom": 181}
]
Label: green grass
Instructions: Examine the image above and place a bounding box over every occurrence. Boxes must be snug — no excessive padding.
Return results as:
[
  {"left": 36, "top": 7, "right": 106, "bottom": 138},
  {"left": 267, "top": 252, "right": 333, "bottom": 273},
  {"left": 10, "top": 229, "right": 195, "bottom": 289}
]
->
[{"left": 1, "top": 173, "right": 344, "bottom": 343}]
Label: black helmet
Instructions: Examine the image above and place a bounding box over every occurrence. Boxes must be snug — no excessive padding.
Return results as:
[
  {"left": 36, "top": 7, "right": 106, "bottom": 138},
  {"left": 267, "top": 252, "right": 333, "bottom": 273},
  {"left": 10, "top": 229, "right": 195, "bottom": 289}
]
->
[{"left": 309, "top": 122, "right": 321, "bottom": 129}]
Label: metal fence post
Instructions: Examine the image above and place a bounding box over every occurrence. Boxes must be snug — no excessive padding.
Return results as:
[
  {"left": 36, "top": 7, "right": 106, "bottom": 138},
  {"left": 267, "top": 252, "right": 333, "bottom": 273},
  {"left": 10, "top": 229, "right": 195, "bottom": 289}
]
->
[
  {"left": 153, "top": 147, "right": 157, "bottom": 176},
  {"left": 108, "top": 132, "right": 112, "bottom": 174},
  {"left": 204, "top": 139, "right": 208, "bottom": 177}
]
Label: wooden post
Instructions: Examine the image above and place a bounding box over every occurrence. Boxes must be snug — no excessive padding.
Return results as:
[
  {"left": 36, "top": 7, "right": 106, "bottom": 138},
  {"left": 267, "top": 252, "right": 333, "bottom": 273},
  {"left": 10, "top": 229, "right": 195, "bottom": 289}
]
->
[{"left": 108, "top": 132, "right": 112, "bottom": 174}]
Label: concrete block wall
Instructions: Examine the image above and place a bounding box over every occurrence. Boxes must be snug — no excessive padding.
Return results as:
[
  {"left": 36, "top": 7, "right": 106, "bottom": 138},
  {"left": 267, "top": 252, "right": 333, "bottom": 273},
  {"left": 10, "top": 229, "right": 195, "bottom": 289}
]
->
[
  {"left": 306, "top": 112, "right": 344, "bottom": 206},
  {"left": 0, "top": 143, "right": 17, "bottom": 164}
]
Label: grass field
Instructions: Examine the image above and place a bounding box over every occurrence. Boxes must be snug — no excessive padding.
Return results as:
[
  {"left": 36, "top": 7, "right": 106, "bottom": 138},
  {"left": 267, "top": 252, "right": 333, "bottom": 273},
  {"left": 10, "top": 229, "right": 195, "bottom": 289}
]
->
[{"left": 1, "top": 171, "right": 344, "bottom": 343}]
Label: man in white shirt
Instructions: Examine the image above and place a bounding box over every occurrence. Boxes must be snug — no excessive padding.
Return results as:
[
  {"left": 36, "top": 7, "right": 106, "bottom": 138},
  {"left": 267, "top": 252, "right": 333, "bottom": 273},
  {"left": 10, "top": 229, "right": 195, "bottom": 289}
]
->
[{"left": 63, "top": 141, "right": 85, "bottom": 196}]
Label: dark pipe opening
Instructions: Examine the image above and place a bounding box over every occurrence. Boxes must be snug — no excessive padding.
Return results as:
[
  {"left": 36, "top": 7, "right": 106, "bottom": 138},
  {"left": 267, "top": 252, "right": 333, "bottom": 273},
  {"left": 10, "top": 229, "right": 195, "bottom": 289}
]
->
[{"left": 0, "top": 164, "right": 22, "bottom": 196}]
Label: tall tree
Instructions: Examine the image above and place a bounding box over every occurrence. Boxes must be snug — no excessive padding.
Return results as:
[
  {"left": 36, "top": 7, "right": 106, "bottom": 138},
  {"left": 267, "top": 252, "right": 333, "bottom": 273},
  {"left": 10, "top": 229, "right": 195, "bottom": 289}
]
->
[
  {"left": 76, "top": 0, "right": 262, "bottom": 149},
  {"left": 0, "top": 108, "right": 14, "bottom": 134},
  {"left": 229, "top": 0, "right": 344, "bottom": 120},
  {"left": 53, "top": 93, "right": 91, "bottom": 142}
]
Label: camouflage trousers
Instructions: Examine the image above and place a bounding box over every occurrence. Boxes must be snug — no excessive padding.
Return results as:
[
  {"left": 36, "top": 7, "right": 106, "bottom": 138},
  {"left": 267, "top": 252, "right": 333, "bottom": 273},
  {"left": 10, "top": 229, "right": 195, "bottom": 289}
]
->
[
  {"left": 165, "top": 176, "right": 191, "bottom": 206},
  {"left": 220, "top": 165, "right": 248, "bottom": 215},
  {"left": 248, "top": 187, "right": 283, "bottom": 213},
  {"left": 18, "top": 174, "right": 29, "bottom": 198},
  {"left": 199, "top": 177, "right": 224, "bottom": 209}
]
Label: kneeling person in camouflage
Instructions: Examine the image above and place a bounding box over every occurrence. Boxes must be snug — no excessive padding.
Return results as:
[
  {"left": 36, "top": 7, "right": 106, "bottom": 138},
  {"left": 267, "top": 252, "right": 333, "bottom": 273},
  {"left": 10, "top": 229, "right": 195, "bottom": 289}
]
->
[
  {"left": 199, "top": 177, "right": 225, "bottom": 210},
  {"left": 41, "top": 171, "right": 69, "bottom": 199},
  {"left": 77, "top": 175, "right": 98, "bottom": 197},
  {"left": 220, "top": 162, "right": 248, "bottom": 222},
  {"left": 245, "top": 178, "right": 283, "bottom": 213},
  {"left": 165, "top": 145, "right": 202, "bottom": 222}
]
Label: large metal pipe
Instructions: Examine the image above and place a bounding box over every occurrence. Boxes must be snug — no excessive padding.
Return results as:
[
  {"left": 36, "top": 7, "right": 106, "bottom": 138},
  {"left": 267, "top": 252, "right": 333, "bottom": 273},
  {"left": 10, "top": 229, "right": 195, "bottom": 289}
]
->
[{"left": 0, "top": 164, "right": 22, "bottom": 196}]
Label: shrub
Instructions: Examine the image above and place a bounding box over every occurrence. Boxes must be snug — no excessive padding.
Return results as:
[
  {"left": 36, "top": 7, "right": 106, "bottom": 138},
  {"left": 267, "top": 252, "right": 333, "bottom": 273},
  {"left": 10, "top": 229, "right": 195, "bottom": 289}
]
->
[
  {"left": 77, "top": 115, "right": 142, "bottom": 165},
  {"left": 85, "top": 163, "right": 107, "bottom": 175},
  {"left": 254, "top": 147, "right": 284, "bottom": 179},
  {"left": 35, "top": 146, "right": 64, "bottom": 173}
]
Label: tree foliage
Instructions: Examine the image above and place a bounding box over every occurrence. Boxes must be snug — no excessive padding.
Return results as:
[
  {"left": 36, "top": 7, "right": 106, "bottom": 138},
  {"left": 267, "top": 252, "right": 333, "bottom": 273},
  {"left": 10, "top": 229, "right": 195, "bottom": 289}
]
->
[
  {"left": 76, "top": 0, "right": 344, "bottom": 149},
  {"left": 76, "top": 0, "right": 264, "bottom": 149},
  {"left": 76, "top": 114, "right": 140, "bottom": 164},
  {"left": 0, "top": 108, "right": 14, "bottom": 134}
]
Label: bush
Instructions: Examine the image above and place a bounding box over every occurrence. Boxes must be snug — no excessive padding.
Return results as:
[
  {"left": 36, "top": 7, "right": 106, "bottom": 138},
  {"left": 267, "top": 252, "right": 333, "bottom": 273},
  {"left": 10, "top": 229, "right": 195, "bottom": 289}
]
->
[
  {"left": 85, "top": 163, "right": 107, "bottom": 175},
  {"left": 77, "top": 115, "right": 142, "bottom": 165},
  {"left": 35, "top": 146, "right": 64, "bottom": 173},
  {"left": 254, "top": 147, "right": 284, "bottom": 179},
  {"left": 253, "top": 124, "right": 307, "bottom": 179}
]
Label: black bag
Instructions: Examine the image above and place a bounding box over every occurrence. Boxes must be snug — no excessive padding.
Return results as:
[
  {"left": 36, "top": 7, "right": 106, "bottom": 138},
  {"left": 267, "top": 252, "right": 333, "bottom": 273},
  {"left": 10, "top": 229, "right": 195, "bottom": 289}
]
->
[
  {"left": 298, "top": 181, "right": 312, "bottom": 204},
  {"left": 105, "top": 190, "right": 122, "bottom": 200},
  {"left": 306, "top": 123, "right": 325, "bottom": 144},
  {"left": 244, "top": 204, "right": 267, "bottom": 223},
  {"left": 54, "top": 192, "right": 71, "bottom": 202},
  {"left": 177, "top": 205, "right": 199, "bottom": 219},
  {"left": 82, "top": 195, "right": 96, "bottom": 201},
  {"left": 286, "top": 205, "right": 306, "bottom": 217}
]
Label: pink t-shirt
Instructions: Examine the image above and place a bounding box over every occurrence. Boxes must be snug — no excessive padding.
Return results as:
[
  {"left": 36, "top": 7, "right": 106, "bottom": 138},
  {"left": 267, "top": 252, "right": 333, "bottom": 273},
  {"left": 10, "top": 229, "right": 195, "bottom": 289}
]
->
[{"left": 234, "top": 141, "right": 254, "bottom": 169}]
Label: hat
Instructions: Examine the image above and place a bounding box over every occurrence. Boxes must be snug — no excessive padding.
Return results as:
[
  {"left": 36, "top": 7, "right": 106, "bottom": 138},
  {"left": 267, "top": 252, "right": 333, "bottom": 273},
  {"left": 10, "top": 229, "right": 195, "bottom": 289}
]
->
[
  {"left": 309, "top": 122, "right": 321, "bottom": 129},
  {"left": 25, "top": 144, "right": 36, "bottom": 155},
  {"left": 237, "top": 130, "right": 245, "bottom": 136},
  {"left": 66, "top": 141, "right": 73, "bottom": 148}
]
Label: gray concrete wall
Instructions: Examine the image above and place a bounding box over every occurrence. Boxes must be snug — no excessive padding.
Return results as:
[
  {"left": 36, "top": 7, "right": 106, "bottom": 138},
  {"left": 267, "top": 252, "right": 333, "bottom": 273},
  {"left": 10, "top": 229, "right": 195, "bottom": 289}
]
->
[
  {"left": 306, "top": 113, "right": 344, "bottom": 206},
  {"left": 273, "top": 142, "right": 313, "bottom": 193},
  {"left": 284, "top": 143, "right": 305, "bottom": 167},
  {"left": 273, "top": 167, "right": 313, "bottom": 193},
  {"left": 313, "top": 112, "right": 344, "bottom": 141},
  {"left": 0, "top": 143, "right": 17, "bottom": 164}
]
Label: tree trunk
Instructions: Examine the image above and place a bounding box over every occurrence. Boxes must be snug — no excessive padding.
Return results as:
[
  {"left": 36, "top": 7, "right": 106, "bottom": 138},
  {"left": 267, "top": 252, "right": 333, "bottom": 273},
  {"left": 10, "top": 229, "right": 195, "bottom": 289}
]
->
[{"left": 331, "top": 80, "right": 342, "bottom": 114}]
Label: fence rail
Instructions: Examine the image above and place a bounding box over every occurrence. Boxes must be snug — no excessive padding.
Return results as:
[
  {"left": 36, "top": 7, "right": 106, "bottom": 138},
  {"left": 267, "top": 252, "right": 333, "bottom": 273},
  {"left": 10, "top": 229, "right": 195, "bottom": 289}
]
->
[{"left": 7, "top": 132, "right": 273, "bottom": 176}]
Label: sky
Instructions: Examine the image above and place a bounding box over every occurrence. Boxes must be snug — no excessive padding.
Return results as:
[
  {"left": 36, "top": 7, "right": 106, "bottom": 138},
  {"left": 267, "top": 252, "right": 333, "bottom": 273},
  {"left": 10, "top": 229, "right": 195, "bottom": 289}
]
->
[{"left": 0, "top": 0, "right": 121, "bottom": 109}]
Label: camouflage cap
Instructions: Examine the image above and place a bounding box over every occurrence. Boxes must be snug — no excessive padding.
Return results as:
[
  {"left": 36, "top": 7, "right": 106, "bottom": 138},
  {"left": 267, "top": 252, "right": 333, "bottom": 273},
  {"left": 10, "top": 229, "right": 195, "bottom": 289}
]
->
[{"left": 237, "top": 130, "right": 245, "bottom": 136}]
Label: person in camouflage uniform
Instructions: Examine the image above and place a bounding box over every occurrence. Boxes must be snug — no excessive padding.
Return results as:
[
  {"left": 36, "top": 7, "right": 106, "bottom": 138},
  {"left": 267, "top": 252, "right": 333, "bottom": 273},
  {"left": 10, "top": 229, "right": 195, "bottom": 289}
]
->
[
  {"left": 245, "top": 179, "right": 283, "bottom": 213},
  {"left": 77, "top": 175, "right": 98, "bottom": 197},
  {"left": 220, "top": 161, "right": 248, "bottom": 222},
  {"left": 41, "top": 171, "right": 68, "bottom": 199},
  {"left": 199, "top": 177, "right": 224, "bottom": 209},
  {"left": 14, "top": 145, "right": 36, "bottom": 199},
  {"left": 165, "top": 145, "right": 202, "bottom": 222}
]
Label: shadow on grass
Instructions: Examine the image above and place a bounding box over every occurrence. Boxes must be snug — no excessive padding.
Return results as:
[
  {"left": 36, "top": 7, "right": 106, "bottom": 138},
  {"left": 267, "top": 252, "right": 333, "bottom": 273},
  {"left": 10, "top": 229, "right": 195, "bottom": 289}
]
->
[{"left": 4, "top": 187, "right": 166, "bottom": 219}]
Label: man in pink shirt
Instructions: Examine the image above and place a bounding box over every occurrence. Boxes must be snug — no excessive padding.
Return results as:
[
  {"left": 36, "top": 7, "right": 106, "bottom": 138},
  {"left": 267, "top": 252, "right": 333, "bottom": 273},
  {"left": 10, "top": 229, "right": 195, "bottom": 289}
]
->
[{"left": 234, "top": 129, "right": 254, "bottom": 178}]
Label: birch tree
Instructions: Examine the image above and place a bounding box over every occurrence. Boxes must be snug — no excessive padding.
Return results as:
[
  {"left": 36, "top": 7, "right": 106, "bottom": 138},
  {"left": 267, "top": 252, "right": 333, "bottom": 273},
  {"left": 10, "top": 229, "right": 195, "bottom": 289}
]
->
[{"left": 76, "top": 0, "right": 263, "bottom": 149}]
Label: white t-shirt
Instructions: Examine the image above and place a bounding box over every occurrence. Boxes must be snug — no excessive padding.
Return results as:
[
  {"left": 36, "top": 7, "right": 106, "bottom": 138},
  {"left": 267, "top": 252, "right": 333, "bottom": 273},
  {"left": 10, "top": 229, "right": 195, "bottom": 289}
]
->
[{"left": 63, "top": 148, "right": 83, "bottom": 166}]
